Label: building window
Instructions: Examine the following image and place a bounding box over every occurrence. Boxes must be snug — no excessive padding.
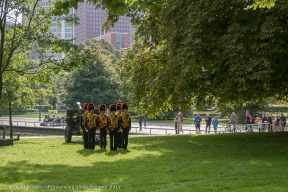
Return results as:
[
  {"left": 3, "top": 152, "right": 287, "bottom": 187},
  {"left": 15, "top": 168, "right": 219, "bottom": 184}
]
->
[
  {"left": 65, "top": 28, "right": 72, "bottom": 32},
  {"left": 116, "top": 42, "right": 122, "bottom": 50}
]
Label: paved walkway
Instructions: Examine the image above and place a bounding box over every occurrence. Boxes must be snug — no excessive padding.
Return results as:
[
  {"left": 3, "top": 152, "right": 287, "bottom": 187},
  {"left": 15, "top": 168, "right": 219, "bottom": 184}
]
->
[{"left": 0, "top": 117, "right": 229, "bottom": 135}]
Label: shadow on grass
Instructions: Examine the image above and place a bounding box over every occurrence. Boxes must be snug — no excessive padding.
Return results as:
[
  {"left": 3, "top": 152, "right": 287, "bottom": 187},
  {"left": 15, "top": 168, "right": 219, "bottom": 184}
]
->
[
  {"left": 62, "top": 139, "right": 83, "bottom": 145},
  {"left": 105, "top": 151, "right": 120, "bottom": 156},
  {"left": 76, "top": 149, "right": 96, "bottom": 157},
  {"left": 1, "top": 132, "right": 288, "bottom": 191}
]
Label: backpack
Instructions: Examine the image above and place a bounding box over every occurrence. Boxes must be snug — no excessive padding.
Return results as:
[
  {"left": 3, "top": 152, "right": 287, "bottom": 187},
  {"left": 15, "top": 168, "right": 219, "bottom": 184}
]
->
[{"left": 248, "top": 114, "right": 253, "bottom": 122}]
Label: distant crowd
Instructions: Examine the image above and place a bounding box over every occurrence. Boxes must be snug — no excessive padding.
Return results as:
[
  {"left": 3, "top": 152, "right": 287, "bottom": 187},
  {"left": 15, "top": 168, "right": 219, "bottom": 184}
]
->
[{"left": 174, "top": 110, "right": 286, "bottom": 134}]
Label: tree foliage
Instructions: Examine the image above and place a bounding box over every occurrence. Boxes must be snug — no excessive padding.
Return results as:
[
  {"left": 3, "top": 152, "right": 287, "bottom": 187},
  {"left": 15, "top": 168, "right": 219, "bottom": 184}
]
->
[
  {"left": 61, "top": 39, "right": 121, "bottom": 108},
  {"left": 250, "top": 0, "right": 277, "bottom": 9},
  {"left": 52, "top": 0, "right": 160, "bottom": 16},
  {"left": 116, "top": 0, "right": 288, "bottom": 116},
  {"left": 217, "top": 101, "right": 268, "bottom": 123},
  {"left": 0, "top": 0, "right": 89, "bottom": 99}
]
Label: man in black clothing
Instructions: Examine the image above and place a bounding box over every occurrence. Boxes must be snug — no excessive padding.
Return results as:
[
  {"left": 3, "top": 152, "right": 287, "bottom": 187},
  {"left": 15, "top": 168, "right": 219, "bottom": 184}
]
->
[
  {"left": 139, "top": 114, "right": 143, "bottom": 131},
  {"left": 267, "top": 113, "right": 273, "bottom": 132},
  {"left": 205, "top": 114, "right": 212, "bottom": 134},
  {"left": 262, "top": 113, "right": 268, "bottom": 132}
]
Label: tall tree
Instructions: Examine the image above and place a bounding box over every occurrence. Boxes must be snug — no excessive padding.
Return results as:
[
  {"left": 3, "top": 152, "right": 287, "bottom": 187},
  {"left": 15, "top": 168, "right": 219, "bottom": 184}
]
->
[
  {"left": 0, "top": 0, "right": 88, "bottom": 99},
  {"left": 116, "top": 0, "right": 288, "bottom": 115},
  {"left": 61, "top": 39, "right": 121, "bottom": 108},
  {"left": 0, "top": 69, "right": 53, "bottom": 138},
  {"left": 53, "top": 0, "right": 288, "bottom": 116}
]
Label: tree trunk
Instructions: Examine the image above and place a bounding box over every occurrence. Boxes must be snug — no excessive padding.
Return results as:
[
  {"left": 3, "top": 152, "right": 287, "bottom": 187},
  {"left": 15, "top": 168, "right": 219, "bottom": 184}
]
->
[
  {"left": 9, "top": 101, "right": 13, "bottom": 138},
  {"left": 0, "top": 73, "right": 2, "bottom": 100}
]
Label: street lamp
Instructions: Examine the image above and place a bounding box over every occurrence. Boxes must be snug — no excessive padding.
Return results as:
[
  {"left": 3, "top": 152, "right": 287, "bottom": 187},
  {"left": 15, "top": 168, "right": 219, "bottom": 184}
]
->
[{"left": 38, "top": 97, "right": 41, "bottom": 121}]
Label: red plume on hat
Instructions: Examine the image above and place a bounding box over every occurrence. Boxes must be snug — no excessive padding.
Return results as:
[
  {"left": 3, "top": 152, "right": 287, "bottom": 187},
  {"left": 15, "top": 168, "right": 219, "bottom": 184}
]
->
[
  {"left": 116, "top": 103, "right": 122, "bottom": 111},
  {"left": 98, "top": 104, "right": 106, "bottom": 111},
  {"left": 121, "top": 103, "right": 128, "bottom": 110},
  {"left": 83, "top": 103, "right": 88, "bottom": 110},
  {"left": 88, "top": 103, "right": 94, "bottom": 111},
  {"left": 109, "top": 104, "right": 116, "bottom": 111}
]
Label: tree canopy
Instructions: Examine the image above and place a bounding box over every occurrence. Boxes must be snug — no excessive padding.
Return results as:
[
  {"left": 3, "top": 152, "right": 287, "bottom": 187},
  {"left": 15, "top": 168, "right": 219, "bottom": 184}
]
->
[
  {"left": 0, "top": 0, "right": 89, "bottom": 99},
  {"left": 52, "top": 0, "right": 281, "bottom": 16},
  {"left": 61, "top": 39, "right": 122, "bottom": 108},
  {"left": 115, "top": 0, "right": 288, "bottom": 115},
  {"left": 52, "top": 0, "right": 160, "bottom": 15}
]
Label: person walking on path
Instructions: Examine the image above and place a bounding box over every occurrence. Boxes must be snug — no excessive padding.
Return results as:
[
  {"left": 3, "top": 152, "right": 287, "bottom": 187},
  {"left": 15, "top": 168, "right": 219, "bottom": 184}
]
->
[
  {"left": 256, "top": 117, "right": 262, "bottom": 132},
  {"left": 280, "top": 113, "right": 286, "bottom": 131},
  {"left": 139, "top": 113, "right": 143, "bottom": 131},
  {"left": 262, "top": 113, "right": 268, "bottom": 131},
  {"left": 205, "top": 114, "right": 212, "bottom": 134},
  {"left": 230, "top": 112, "right": 238, "bottom": 133},
  {"left": 178, "top": 112, "right": 183, "bottom": 132},
  {"left": 212, "top": 116, "right": 219, "bottom": 133},
  {"left": 174, "top": 113, "right": 181, "bottom": 134},
  {"left": 194, "top": 114, "right": 202, "bottom": 134},
  {"left": 274, "top": 113, "right": 281, "bottom": 132},
  {"left": 245, "top": 110, "right": 253, "bottom": 132},
  {"left": 267, "top": 113, "right": 273, "bottom": 132}
]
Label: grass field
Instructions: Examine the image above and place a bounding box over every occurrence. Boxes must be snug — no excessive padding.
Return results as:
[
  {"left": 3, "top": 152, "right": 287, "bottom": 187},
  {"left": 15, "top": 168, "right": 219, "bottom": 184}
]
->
[
  {"left": 1, "top": 113, "right": 66, "bottom": 119},
  {"left": 1, "top": 133, "right": 288, "bottom": 191}
]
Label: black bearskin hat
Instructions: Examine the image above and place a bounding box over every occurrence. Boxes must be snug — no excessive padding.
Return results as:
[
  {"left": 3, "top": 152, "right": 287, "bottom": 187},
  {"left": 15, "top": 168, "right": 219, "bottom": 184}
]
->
[
  {"left": 88, "top": 103, "right": 94, "bottom": 111},
  {"left": 83, "top": 103, "right": 88, "bottom": 110},
  {"left": 116, "top": 103, "right": 122, "bottom": 111},
  {"left": 121, "top": 103, "right": 128, "bottom": 110},
  {"left": 109, "top": 104, "right": 116, "bottom": 112},
  {"left": 98, "top": 104, "right": 106, "bottom": 111}
]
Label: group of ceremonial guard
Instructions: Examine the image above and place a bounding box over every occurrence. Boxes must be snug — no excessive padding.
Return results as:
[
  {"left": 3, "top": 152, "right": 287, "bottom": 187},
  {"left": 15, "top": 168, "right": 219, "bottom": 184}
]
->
[{"left": 80, "top": 102, "right": 131, "bottom": 151}]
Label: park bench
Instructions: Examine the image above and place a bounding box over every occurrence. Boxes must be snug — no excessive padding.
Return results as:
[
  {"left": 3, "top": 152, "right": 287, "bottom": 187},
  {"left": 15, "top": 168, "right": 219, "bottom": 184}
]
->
[{"left": 0, "top": 126, "right": 18, "bottom": 146}]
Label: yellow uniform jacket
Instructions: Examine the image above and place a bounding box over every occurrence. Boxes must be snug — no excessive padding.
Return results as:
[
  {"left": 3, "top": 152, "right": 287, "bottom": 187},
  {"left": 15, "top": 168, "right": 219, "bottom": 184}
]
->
[
  {"left": 98, "top": 113, "right": 108, "bottom": 128},
  {"left": 88, "top": 113, "right": 97, "bottom": 129}
]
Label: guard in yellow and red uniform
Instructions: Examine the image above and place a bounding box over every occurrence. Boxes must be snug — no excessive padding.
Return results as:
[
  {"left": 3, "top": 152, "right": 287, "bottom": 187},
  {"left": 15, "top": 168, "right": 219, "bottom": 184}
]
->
[
  {"left": 120, "top": 103, "right": 131, "bottom": 150},
  {"left": 97, "top": 104, "right": 108, "bottom": 150},
  {"left": 80, "top": 103, "right": 89, "bottom": 149},
  {"left": 116, "top": 103, "right": 122, "bottom": 148},
  {"left": 87, "top": 103, "right": 97, "bottom": 150},
  {"left": 107, "top": 104, "right": 120, "bottom": 151}
]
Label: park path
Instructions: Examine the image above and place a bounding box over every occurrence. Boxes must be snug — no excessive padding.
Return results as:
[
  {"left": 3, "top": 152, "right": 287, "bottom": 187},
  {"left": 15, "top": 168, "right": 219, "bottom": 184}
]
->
[{"left": 0, "top": 117, "right": 228, "bottom": 135}]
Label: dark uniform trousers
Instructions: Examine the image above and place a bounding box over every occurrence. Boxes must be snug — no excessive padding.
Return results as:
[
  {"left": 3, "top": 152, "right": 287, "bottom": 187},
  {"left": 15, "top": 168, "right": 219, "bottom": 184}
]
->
[
  {"left": 118, "top": 129, "right": 122, "bottom": 148},
  {"left": 100, "top": 127, "right": 107, "bottom": 149},
  {"left": 121, "top": 128, "right": 129, "bottom": 149},
  {"left": 83, "top": 129, "right": 89, "bottom": 149},
  {"left": 109, "top": 128, "right": 119, "bottom": 151},
  {"left": 88, "top": 127, "right": 96, "bottom": 150}
]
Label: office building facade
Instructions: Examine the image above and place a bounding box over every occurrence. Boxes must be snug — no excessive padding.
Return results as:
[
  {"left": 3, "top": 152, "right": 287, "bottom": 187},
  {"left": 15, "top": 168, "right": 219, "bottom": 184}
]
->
[
  {"left": 74, "top": 1, "right": 132, "bottom": 47},
  {"left": 28, "top": 0, "right": 74, "bottom": 60}
]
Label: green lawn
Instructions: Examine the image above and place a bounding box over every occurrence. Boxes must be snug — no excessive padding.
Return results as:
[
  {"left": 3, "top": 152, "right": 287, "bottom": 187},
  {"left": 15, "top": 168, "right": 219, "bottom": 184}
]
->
[
  {"left": 1, "top": 133, "right": 288, "bottom": 191},
  {"left": 2, "top": 113, "right": 65, "bottom": 119}
]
